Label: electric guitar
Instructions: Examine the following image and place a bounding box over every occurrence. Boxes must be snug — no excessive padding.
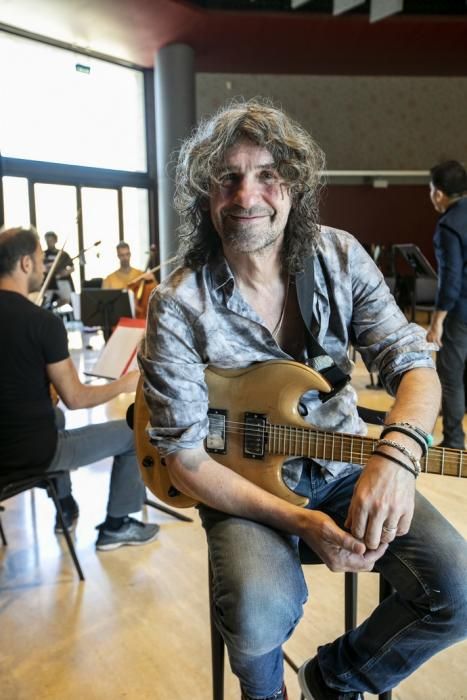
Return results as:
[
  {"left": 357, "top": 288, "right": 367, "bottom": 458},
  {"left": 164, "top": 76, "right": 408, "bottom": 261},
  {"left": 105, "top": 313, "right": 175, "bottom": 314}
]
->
[{"left": 134, "top": 360, "right": 467, "bottom": 508}]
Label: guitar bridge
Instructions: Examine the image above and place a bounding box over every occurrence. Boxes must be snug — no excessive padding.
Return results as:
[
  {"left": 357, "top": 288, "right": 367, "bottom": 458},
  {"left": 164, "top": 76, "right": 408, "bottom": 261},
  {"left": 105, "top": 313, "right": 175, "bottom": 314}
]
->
[
  {"left": 244, "top": 413, "right": 267, "bottom": 459},
  {"left": 206, "top": 408, "right": 227, "bottom": 454}
]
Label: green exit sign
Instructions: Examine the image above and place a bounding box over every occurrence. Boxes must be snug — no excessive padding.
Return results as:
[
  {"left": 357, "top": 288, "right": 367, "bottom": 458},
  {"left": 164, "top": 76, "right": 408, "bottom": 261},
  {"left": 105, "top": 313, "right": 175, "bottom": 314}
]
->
[{"left": 75, "top": 64, "right": 91, "bottom": 74}]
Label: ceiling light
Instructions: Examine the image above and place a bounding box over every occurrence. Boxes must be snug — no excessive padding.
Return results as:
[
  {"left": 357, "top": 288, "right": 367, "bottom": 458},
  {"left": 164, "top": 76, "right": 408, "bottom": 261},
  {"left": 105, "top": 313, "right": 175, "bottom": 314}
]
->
[
  {"left": 333, "top": 0, "right": 365, "bottom": 15},
  {"left": 370, "top": 0, "right": 404, "bottom": 22}
]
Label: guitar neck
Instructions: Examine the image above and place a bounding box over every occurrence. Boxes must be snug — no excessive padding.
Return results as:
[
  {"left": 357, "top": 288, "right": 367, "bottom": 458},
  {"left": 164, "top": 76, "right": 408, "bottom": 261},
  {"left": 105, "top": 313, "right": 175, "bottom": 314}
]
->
[{"left": 267, "top": 424, "right": 467, "bottom": 478}]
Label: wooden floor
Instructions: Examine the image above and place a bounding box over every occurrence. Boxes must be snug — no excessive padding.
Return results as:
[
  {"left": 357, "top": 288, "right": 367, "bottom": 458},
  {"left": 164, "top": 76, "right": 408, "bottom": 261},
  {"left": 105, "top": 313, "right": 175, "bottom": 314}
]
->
[{"left": 1, "top": 332, "right": 467, "bottom": 700}]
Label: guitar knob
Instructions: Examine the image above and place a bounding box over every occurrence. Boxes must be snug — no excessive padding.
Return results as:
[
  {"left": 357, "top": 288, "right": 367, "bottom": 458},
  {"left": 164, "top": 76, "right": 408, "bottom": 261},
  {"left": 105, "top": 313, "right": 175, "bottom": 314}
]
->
[{"left": 142, "top": 455, "right": 154, "bottom": 468}]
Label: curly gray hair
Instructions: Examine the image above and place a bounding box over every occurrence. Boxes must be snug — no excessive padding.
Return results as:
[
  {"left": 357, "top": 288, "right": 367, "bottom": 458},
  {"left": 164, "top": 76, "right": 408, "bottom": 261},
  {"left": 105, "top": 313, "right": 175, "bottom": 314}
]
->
[{"left": 174, "top": 99, "right": 326, "bottom": 272}]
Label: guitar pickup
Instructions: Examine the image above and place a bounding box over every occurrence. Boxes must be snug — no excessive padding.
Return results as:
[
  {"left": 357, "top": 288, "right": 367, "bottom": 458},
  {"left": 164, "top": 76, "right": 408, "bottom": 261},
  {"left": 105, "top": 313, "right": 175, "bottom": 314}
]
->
[
  {"left": 244, "top": 413, "right": 267, "bottom": 459},
  {"left": 206, "top": 408, "right": 227, "bottom": 454}
]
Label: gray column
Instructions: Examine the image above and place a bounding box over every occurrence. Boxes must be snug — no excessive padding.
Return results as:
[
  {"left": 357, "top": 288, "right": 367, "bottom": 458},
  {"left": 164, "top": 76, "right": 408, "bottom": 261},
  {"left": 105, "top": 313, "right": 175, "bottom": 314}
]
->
[{"left": 154, "top": 43, "right": 196, "bottom": 280}]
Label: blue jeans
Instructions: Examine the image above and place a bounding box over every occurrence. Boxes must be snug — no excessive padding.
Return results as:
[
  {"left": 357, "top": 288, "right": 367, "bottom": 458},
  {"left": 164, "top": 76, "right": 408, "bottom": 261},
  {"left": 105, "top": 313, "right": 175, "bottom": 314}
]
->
[
  {"left": 437, "top": 313, "right": 467, "bottom": 448},
  {"left": 199, "top": 464, "right": 467, "bottom": 697},
  {"left": 46, "top": 418, "right": 146, "bottom": 518}
]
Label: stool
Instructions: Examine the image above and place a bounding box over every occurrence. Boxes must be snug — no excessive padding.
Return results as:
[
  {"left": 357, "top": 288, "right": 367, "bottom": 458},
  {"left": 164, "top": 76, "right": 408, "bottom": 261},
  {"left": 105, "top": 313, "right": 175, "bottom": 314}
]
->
[
  {"left": 209, "top": 559, "right": 393, "bottom": 700},
  {"left": 0, "top": 471, "right": 85, "bottom": 581}
]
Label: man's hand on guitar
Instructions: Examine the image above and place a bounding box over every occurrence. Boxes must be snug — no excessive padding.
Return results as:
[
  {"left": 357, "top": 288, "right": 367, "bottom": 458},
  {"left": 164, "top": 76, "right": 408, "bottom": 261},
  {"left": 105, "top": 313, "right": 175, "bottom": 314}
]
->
[
  {"left": 301, "top": 510, "right": 387, "bottom": 573},
  {"left": 344, "top": 452, "right": 416, "bottom": 550}
]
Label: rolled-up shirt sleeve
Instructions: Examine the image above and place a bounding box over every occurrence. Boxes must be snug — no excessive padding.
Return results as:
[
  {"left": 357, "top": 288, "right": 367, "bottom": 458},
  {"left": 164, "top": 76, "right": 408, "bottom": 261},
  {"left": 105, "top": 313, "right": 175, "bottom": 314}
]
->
[{"left": 138, "top": 289, "right": 209, "bottom": 456}]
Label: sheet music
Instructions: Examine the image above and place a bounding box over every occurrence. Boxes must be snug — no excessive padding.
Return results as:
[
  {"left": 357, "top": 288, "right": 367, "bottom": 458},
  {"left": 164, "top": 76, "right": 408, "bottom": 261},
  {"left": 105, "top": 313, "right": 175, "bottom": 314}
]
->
[{"left": 85, "top": 318, "right": 146, "bottom": 380}]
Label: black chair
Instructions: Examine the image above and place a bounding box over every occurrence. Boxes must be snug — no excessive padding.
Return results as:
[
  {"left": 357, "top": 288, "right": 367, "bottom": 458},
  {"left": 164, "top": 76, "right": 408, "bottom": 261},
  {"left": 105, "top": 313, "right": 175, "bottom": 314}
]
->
[
  {"left": 209, "top": 553, "right": 393, "bottom": 700},
  {"left": 0, "top": 471, "right": 85, "bottom": 581}
]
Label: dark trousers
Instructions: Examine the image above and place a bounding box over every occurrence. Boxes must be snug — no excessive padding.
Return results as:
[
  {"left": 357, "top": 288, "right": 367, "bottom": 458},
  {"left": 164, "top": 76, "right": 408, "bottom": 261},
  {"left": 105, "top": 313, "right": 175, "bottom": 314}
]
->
[{"left": 437, "top": 313, "right": 467, "bottom": 448}]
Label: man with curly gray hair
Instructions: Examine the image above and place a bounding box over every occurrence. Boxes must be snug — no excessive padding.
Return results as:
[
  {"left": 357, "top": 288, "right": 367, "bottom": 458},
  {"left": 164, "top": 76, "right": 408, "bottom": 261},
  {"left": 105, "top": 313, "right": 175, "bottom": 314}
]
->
[{"left": 140, "top": 100, "right": 467, "bottom": 700}]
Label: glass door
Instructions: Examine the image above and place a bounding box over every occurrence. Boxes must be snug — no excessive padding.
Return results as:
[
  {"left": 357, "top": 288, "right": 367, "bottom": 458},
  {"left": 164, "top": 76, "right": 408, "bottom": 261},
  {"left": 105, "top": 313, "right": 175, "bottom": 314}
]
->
[
  {"left": 81, "top": 187, "right": 120, "bottom": 282},
  {"left": 34, "top": 183, "right": 80, "bottom": 290}
]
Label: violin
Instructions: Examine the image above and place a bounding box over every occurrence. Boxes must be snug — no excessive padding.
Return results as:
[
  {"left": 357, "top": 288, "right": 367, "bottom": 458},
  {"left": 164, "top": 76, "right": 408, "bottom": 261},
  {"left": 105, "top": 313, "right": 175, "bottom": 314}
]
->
[
  {"left": 34, "top": 246, "right": 66, "bottom": 404},
  {"left": 29, "top": 244, "right": 65, "bottom": 306},
  {"left": 129, "top": 245, "right": 158, "bottom": 320},
  {"left": 128, "top": 250, "right": 177, "bottom": 320}
]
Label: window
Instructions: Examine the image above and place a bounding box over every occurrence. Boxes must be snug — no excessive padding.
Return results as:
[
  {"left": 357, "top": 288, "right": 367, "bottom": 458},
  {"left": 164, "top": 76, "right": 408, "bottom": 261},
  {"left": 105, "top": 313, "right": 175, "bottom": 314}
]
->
[
  {"left": 2, "top": 177, "right": 30, "bottom": 228},
  {"left": 0, "top": 31, "right": 147, "bottom": 171},
  {"left": 0, "top": 31, "right": 154, "bottom": 286},
  {"left": 34, "top": 183, "right": 80, "bottom": 289},
  {"left": 122, "top": 187, "right": 150, "bottom": 270},
  {"left": 81, "top": 188, "right": 120, "bottom": 281}
]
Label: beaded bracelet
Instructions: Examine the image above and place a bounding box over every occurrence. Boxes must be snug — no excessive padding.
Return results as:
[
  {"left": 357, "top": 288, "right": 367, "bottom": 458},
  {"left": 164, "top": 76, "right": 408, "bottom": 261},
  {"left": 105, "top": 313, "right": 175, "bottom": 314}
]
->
[
  {"left": 380, "top": 425, "right": 427, "bottom": 456},
  {"left": 376, "top": 438, "right": 421, "bottom": 475},
  {"left": 382, "top": 422, "right": 433, "bottom": 448},
  {"left": 372, "top": 449, "right": 419, "bottom": 479}
]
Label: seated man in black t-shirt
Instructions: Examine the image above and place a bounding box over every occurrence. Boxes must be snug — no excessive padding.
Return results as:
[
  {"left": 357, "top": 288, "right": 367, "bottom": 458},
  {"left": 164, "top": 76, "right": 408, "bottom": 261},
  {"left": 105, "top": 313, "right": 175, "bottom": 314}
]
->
[{"left": 0, "top": 226, "right": 158, "bottom": 551}]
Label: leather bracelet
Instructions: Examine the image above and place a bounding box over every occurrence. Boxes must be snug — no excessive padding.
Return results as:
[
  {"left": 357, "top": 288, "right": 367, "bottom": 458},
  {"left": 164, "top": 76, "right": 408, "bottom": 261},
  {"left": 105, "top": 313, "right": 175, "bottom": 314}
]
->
[
  {"left": 382, "top": 422, "right": 433, "bottom": 448},
  {"left": 376, "top": 438, "right": 421, "bottom": 475},
  {"left": 372, "top": 449, "right": 419, "bottom": 479},
  {"left": 380, "top": 425, "right": 427, "bottom": 456}
]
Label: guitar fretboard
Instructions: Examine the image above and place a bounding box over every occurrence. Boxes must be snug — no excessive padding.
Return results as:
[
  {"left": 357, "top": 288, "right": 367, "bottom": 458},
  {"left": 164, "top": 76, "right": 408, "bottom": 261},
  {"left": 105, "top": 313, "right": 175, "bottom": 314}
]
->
[{"left": 266, "top": 424, "right": 467, "bottom": 478}]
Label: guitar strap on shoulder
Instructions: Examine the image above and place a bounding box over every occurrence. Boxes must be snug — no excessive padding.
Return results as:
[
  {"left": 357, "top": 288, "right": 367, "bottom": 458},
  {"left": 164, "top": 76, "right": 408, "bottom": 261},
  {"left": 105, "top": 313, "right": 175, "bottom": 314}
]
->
[{"left": 295, "top": 254, "right": 350, "bottom": 402}]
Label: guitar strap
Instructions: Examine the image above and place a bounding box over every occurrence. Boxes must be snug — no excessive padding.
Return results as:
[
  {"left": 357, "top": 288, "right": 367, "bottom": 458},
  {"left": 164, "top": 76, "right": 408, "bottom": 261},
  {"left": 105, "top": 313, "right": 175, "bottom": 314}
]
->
[{"left": 295, "top": 254, "right": 351, "bottom": 402}]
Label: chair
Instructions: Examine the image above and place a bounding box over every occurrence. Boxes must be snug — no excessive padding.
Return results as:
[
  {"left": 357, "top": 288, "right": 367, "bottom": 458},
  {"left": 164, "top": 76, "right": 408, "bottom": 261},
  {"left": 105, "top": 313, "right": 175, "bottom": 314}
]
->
[
  {"left": 209, "top": 557, "right": 393, "bottom": 700},
  {"left": 0, "top": 471, "right": 85, "bottom": 581}
]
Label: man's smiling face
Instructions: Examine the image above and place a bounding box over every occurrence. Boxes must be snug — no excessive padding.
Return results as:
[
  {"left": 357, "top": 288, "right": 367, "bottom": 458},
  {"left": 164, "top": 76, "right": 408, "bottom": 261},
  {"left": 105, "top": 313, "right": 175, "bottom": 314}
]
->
[{"left": 209, "top": 139, "right": 292, "bottom": 255}]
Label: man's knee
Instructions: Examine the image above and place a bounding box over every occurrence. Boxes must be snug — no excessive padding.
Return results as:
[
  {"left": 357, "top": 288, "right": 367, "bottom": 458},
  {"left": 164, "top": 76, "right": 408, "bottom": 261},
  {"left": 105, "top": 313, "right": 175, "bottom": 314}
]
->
[
  {"left": 432, "top": 571, "right": 467, "bottom": 637},
  {"left": 217, "top": 579, "right": 304, "bottom": 656}
]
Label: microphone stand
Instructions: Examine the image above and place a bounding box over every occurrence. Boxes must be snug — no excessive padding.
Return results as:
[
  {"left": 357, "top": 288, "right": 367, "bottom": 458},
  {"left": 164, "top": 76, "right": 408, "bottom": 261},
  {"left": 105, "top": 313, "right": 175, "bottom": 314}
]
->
[{"left": 69, "top": 240, "right": 101, "bottom": 265}]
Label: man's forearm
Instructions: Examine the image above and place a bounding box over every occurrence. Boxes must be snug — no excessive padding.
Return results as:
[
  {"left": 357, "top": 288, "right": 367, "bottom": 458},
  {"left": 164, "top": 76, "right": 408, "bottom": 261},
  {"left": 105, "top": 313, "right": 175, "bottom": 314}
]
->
[
  {"left": 167, "top": 448, "right": 310, "bottom": 535},
  {"left": 381, "top": 366, "right": 441, "bottom": 462},
  {"left": 167, "top": 447, "right": 388, "bottom": 572},
  {"left": 384, "top": 367, "right": 441, "bottom": 436}
]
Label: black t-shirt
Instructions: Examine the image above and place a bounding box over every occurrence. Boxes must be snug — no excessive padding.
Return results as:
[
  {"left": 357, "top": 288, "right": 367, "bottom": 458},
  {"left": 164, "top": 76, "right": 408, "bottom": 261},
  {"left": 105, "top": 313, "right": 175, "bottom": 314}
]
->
[{"left": 0, "top": 291, "right": 69, "bottom": 475}]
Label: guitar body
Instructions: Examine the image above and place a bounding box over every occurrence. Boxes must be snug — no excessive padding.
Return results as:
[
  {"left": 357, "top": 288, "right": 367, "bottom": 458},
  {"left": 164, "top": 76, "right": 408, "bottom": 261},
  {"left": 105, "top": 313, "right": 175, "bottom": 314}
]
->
[
  {"left": 134, "top": 360, "right": 332, "bottom": 508},
  {"left": 135, "top": 359, "right": 467, "bottom": 508}
]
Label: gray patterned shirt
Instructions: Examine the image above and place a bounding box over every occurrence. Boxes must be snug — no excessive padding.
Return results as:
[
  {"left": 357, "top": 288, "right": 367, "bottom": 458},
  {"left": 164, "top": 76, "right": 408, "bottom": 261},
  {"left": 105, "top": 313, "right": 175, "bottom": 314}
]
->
[{"left": 139, "top": 226, "right": 434, "bottom": 484}]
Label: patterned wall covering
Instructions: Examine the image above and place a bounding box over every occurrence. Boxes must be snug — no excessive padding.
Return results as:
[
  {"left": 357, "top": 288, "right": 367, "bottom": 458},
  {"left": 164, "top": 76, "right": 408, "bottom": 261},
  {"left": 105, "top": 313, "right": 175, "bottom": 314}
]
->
[{"left": 197, "top": 74, "right": 467, "bottom": 171}]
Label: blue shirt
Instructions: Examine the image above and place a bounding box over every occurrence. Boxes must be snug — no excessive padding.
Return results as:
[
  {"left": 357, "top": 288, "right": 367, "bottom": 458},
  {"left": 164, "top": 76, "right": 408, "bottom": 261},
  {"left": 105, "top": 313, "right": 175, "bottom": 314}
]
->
[
  {"left": 434, "top": 197, "right": 467, "bottom": 323},
  {"left": 139, "top": 226, "right": 434, "bottom": 483}
]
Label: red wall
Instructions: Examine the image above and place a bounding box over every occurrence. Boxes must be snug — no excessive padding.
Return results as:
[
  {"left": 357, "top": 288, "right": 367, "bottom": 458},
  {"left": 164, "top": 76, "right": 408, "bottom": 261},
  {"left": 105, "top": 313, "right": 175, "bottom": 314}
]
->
[{"left": 321, "top": 185, "right": 439, "bottom": 266}]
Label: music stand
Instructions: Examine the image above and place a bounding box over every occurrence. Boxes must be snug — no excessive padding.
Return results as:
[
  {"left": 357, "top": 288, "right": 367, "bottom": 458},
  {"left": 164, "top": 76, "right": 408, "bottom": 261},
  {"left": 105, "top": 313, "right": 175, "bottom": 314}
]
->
[
  {"left": 392, "top": 244, "right": 438, "bottom": 321},
  {"left": 80, "top": 289, "right": 133, "bottom": 341},
  {"left": 392, "top": 244, "right": 437, "bottom": 280}
]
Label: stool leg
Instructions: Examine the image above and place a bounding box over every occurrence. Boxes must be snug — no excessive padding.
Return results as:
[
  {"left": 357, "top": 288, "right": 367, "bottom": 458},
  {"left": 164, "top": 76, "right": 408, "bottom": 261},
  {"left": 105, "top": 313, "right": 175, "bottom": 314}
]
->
[
  {"left": 209, "top": 561, "right": 225, "bottom": 700},
  {"left": 344, "top": 572, "right": 358, "bottom": 631},
  {"left": 378, "top": 575, "right": 394, "bottom": 700},
  {"left": 46, "top": 479, "right": 85, "bottom": 581},
  {"left": 379, "top": 575, "right": 394, "bottom": 603}
]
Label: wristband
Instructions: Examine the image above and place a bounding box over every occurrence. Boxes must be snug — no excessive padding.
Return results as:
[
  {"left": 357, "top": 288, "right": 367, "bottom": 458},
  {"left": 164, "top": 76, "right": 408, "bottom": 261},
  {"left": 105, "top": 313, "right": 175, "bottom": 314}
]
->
[
  {"left": 372, "top": 449, "right": 418, "bottom": 479},
  {"left": 376, "top": 438, "right": 421, "bottom": 475},
  {"left": 382, "top": 422, "right": 433, "bottom": 448},
  {"left": 380, "top": 425, "right": 427, "bottom": 456}
]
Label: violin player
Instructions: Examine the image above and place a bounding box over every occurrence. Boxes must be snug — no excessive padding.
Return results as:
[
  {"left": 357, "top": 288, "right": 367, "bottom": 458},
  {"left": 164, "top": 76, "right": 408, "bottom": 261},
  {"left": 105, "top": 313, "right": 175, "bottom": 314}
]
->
[
  {"left": 102, "top": 241, "right": 157, "bottom": 319},
  {"left": 0, "top": 226, "right": 159, "bottom": 550}
]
